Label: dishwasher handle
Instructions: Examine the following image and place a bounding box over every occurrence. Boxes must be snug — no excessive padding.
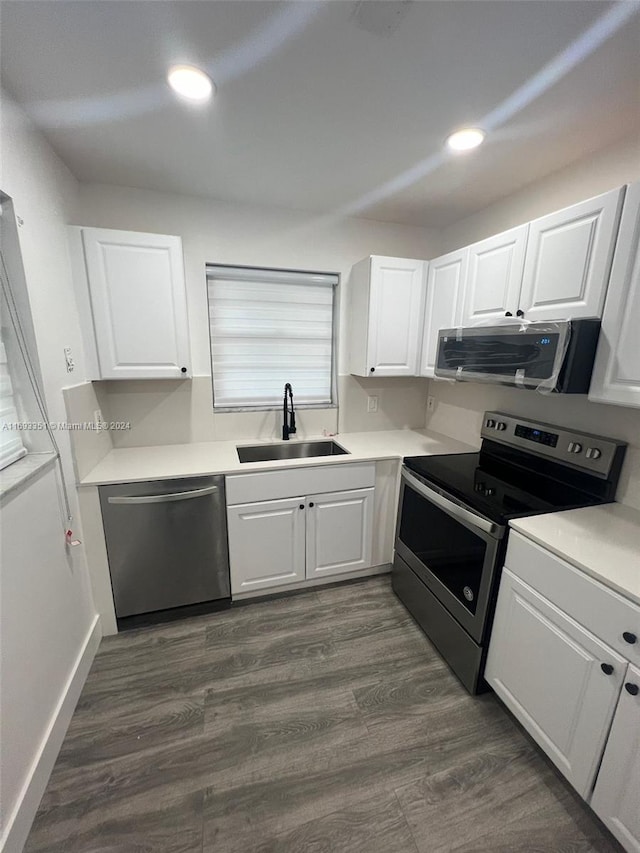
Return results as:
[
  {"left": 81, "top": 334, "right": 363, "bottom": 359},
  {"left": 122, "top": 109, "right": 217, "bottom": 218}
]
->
[{"left": 107, "top": 484, "right": 219, "bottom": 505}]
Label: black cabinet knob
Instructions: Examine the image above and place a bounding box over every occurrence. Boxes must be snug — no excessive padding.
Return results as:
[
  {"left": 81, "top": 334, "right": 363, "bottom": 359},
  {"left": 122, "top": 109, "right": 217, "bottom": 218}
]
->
[
  {"left": 180, "top": 367, "right": 187, "bottom": 374},
  {"left": 600, "top": 663, "right": 614, "bottom": 675},
  {"left": 623, "top": 632, "right": 638, "bottom": 644},
  {"left": 516, "top": 309, "right": 525, "bottom": 318},
  {"left": 299, "top": 504, "right": 305, "bottom": 510},
  {"left": 624, "top": 682, "right": 639, "bottom": 696},
  {"left": 505, "top": 311, "right": 513, "bottom": 317},
  {"left": 370, "top": 367, "right": 375, "bottom": 373},
  {"left": 309, "top": 502, "right": 314, "bottom": 508}
]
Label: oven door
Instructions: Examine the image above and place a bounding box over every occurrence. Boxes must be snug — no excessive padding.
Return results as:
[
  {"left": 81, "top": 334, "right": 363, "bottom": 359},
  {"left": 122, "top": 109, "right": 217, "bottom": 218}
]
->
[{"left": 394, "top": 467, "right": 505, "bottom": 643}]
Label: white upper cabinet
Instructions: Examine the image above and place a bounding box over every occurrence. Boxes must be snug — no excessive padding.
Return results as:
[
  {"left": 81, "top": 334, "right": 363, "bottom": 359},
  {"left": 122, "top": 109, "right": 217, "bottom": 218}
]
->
[
  {"left": 519, "top": 188, "right": 624, "bottom": 322},
  {"left": 349, "top": 255, "right": 426, "bottom": 377},
  {"left": 590, "top": 663, "right": 640, "bottom": 853},
  {"left": 461, "top": 225, "right": 528, "bottom": 325},
  {"left": 78, "top": 227, "right": 191, "bottom": 379},
  {"left": 419, "top": 248, "right": 467, "bottom": 377},
  {"left": 589, "top": 182, "right": 640, "bottom": 409}
]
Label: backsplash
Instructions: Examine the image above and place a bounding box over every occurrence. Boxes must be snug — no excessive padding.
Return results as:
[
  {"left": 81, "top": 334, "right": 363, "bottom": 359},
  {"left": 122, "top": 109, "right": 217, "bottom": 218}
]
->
[
  {"left": 64, "top": 374, "right": 430, "bottom": 466},
  {"left": 93, "top": 377, "right": 338, "bottom": 446},
  {"left": 425, "top": 380, "right": 640, "bottom": 511}
]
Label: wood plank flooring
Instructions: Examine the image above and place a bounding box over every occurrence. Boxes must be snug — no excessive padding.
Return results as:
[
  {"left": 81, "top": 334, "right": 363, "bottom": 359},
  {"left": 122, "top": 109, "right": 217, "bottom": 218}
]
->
[{"left": 24, "top": 577, "right": 622, "bottom": 853}]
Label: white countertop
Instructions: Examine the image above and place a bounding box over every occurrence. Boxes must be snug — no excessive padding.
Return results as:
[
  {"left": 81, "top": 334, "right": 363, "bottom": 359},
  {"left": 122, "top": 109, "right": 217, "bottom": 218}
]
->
[
  {"left": 80, "top": 428, "right": 476, "bottom": 486},
  {"left": 510, "top": 504, "right": 640, "bottom": 606}
]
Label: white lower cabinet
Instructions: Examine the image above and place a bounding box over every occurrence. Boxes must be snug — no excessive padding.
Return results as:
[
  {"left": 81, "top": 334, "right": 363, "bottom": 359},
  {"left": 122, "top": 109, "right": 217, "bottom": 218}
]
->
[
  {"left": 226, "top": 497, "right": 306, "bottom": 593},
  {"left": 226, "top": 465, "right": 376, "bottom": 596},
  {"left": 306, "top": 488, "right": 374, "bottom": 579},
  {"left": 485, "top": 569, "right": 626, "bottom": 798},
  {"left": 487, "top": 532, "right": 640, "bottom": 852},
  {"left": 591, "top": 664, "right": 640, "bottom": 853}
]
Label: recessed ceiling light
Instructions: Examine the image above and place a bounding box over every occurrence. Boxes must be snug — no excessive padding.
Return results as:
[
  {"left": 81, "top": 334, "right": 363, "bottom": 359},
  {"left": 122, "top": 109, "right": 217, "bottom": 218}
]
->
[
  {"left": 446, "top": 128, "right": 486, "bottom": 152},
  {"left": 167, "top": 65, "right": 214, "bottom": 103}
]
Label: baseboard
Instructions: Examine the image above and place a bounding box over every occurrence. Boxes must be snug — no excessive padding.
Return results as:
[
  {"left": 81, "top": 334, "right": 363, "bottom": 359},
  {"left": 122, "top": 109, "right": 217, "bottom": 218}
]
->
[
  {"left": 1, "top": 615, "right": 102, "bottom": 853},
  {"left": 232, "top": 562, "right": 392, "bottom": 600}
]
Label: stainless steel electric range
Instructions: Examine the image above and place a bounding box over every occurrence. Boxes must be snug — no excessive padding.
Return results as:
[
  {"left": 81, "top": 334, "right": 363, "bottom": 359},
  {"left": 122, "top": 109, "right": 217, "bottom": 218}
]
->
[{"left": 392, "top": 411, "right": 627, "bottom": 694}]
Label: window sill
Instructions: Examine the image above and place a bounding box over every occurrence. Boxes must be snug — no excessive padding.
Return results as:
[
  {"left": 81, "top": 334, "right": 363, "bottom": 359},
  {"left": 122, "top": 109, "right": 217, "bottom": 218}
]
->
[
  {"left": 213, "top": 403, "right": 338, "bottom": 414},
  {"left": 0, "top": 452, "right": 58, "bottom": 502}
]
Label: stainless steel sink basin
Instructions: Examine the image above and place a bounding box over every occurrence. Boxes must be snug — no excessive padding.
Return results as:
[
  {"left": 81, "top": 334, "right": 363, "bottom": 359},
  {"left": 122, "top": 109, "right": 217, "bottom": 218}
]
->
[{"left": 237, "top": 440, "right": 349, "bottom": 463}]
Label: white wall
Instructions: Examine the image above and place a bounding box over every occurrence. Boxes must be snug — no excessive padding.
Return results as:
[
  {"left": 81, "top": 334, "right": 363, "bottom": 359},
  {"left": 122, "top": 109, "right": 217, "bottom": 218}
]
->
[
  {"left": 0, "top": 98, "right": 98, "bottom": 852},
  {"left": 426, "top": 381, "right": 640, "bottom": 511},
  {"left": 440, "top": 135, "right": 640, "bottom": 253},
  {"left": 75, "top": 182, "right": 436, "bottom": 443},
  {"left": 427, "top": 135, "right": 640, "bottom": 512}
]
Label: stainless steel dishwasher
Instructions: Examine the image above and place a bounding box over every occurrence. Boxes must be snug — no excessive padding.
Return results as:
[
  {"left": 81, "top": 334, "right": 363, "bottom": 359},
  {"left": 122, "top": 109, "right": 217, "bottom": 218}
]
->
[{"left": 99, "top": 476, "right": 231, "bottom": 628}]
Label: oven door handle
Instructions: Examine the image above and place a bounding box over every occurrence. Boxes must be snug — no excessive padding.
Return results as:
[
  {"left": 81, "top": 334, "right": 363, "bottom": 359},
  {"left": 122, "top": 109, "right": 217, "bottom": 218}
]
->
[{"left": 401, "top": 468, "right": 503, "bottom": 538}]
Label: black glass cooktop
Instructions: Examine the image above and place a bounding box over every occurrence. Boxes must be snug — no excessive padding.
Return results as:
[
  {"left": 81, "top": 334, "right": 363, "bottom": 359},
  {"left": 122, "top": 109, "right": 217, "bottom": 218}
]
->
[{"left": 403, "top": 448, "right": 606, "bottom": 526}]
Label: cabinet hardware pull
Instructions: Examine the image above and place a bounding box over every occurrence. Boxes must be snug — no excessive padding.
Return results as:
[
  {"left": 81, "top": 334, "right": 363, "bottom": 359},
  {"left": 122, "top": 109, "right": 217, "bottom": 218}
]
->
[
  {"left": 370, "top": 367, "right": 375, "bottom": 373},
  {"left": 600, "top": 663, "right": 614, "bottom": 675},
  {"left": 299, "top": 504, "right": 305, "bottom": 510},
  {"left": 309, "top": 502, "right": 314, "bottom": 507},
  {"left": 181, "top": 367, "right": 187, "bottom": 373},
  {"left": 505, "top": 311, "right": 513, "bottom": 317},
  {"left": 623, "top": 632, "right": 638, "bottom": 644},
  {"left": 401, "top": 468, "right": 502, "bottom": 537},
  {"left": 108, "top": 485, "right": 218, "bottom": 504},
  {"left": 516, "top": 309, "right": 525, "bottom": 318},
  {"left": 624, "top": 683, "right": 639, "bottom": 696}
]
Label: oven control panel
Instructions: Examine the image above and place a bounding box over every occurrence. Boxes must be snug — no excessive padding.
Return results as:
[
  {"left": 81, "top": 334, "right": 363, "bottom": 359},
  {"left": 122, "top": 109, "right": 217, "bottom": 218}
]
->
[{"left": 481, "top": 411, "right": 625, "bottom": 478}]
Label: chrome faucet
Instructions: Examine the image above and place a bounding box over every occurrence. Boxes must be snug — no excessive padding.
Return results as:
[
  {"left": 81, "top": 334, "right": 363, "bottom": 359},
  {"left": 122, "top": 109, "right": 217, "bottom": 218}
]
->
[{"left": 282, "top": 383, "right": 296, "bottom": 440}]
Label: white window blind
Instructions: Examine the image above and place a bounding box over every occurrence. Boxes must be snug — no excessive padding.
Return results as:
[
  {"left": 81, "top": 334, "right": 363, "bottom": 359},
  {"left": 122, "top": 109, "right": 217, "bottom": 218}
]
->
[
  {"left": 0, "top": 334, "right": 27, "bottom": 470},
  {"left": 207, "top": 266, "right": 337, "bottom": 408}
]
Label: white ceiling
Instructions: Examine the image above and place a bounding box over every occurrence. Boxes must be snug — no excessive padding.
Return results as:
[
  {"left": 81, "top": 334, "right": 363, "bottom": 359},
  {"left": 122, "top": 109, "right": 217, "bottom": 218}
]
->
[{"left": 2, "top": 1, "right": 639, "bottom": 227}]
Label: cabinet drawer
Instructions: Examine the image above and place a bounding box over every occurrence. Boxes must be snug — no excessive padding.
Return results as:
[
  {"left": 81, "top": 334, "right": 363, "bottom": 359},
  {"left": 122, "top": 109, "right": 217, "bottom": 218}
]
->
[
  {"left": 226, "top": 462, "right": 376, "bottom": 505},
  {"left": 505, "top": 531, "right": 640, "bottom": 664}
]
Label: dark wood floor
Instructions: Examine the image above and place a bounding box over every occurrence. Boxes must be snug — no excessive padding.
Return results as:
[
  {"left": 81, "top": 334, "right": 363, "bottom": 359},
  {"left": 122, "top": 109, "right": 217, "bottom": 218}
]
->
[{"left": 25, "top": 577, "right": 621, "bottom": 853}]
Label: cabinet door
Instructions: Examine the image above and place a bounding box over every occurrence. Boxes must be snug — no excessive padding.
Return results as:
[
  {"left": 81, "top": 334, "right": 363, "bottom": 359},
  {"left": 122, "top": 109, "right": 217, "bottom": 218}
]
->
[
  {"left": 419, "top": 248, "right": 467, "bottom": 377},
  {"left": 591, "top": 664, "right": 640, "bottom": 853},
  {"left": 589, "top": 183, "right": 640, "bottom": 409},
  {"left": 82, "top": 228, "right": 191, "bottom": 379},
  {"left": 485, "top": 569, "right": 626, "bottom": 798},
  {"left": 519, "top": 187, "right": 624, "bottom": 322},
  {"left": 367, "top": 256, "right": 425, "bottom": 376},
  {"left": 461, "top": 225, "right": 528, "bottom": 325},
  {"left": 227, "top": 497, "right": 306, "bottom": 594},
  {"left": 306, "top": 488, "right": 374, "bottom": 579}
]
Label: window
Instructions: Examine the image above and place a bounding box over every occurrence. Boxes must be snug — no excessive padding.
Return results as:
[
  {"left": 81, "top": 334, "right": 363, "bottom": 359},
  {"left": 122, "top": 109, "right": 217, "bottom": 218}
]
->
[
  {"left": 0, "top": 330, "right": 27, "bottom": 470},
  {"left": 207, "top": 265, "right": 338, "bottom": 409}
]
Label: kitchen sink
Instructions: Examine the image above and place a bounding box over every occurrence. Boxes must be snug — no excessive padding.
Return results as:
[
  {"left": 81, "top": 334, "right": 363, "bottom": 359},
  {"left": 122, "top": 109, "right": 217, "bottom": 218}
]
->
[{"left": 237, "top": 440, "right": 349, "bottom": 463}]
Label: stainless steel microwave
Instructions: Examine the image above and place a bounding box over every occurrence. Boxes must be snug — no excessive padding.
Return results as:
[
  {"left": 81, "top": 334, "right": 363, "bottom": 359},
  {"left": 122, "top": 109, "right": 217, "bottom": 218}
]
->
[{"left": 434, "top": 318, "right": 600, "bottom": 393}]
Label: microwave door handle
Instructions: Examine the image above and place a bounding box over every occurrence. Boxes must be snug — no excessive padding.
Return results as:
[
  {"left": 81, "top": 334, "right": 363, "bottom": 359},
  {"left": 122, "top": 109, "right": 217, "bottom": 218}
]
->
[
  {"left": 401, "top": 469, "right": 502, "bottom": 538},
  {"left": 107, "top": 485, "right": 219, "bottom": 505}
]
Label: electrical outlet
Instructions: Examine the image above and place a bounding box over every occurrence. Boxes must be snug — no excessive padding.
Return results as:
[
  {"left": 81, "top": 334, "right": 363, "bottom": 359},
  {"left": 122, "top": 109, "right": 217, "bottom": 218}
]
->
[
  {"left": 367, "top": 395, "right": 378, "bottom": 413},
  {"left": 94, "top": 409, "right": 106, "bottom": 430},
  {"left": 427, "top": 395, "right": 435, "bottom": 413},
  {"left": 64, "top": 346, "right": 75, "bottom": 373}
]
